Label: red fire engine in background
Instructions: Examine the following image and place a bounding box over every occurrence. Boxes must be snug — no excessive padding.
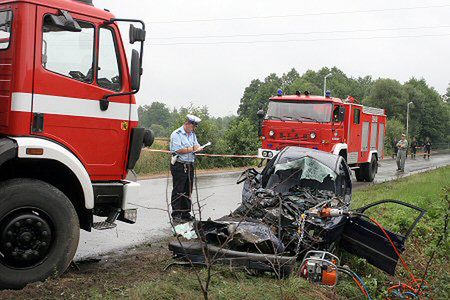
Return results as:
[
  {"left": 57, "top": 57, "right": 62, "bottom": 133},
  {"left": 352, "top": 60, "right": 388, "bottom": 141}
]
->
[
  {"left": 0, "top": 0, "right": 153, "bottom": 288},
  {"left": 258, "top": 90, "right": 387, "bottom": 182}
]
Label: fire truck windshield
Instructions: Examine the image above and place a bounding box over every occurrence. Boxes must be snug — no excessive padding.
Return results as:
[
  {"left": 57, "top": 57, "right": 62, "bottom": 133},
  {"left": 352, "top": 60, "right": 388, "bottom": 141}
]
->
[{"left": 266, "top": 101, "right": 332, "bottom": 123}]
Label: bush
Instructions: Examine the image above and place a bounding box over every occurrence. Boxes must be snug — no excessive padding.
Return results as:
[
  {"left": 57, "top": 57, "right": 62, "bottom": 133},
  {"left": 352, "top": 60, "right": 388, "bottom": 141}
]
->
[
  {"left": 385, "top": 118, "right": 405, "bottom": 154},
  {"left": 220, "top": 118, "right": 260, "bottom": 167}
]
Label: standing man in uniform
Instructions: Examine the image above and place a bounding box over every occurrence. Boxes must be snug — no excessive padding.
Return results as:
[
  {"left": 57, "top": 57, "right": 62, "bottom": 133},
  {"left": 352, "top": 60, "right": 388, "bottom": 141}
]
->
[
  {"left": 170, "top": 115, "right": 203, "bottom": 223},
  {"left": 396, "top": 134, "right": 408, "bottom": 173},
  {"left": 423, "top": 137, "right": 432, "bottom": 160},
  {"left": 410, "top": 137, "right": 417, "bottom": 159}
]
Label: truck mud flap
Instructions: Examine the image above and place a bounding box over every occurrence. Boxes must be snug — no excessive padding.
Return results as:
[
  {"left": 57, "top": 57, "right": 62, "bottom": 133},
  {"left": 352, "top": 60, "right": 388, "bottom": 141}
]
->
[
  {"left": 341, "top": 199, "right": 426, "bottom": 275},
  {"left": 169, "top": 240, "right": 296, "bottom": 277},
  {"left": 127, "top": 127, "right": 145, "bottom": 170}
]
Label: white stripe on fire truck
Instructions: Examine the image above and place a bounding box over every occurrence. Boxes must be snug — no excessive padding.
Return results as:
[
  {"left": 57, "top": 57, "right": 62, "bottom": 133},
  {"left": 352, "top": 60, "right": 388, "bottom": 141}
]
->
[{"left": 11, "top": 93, "right": 139, "bottom": 122}]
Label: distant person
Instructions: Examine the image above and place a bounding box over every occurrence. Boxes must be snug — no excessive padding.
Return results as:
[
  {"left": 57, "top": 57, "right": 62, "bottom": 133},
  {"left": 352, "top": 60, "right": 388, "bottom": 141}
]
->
[
  {"left": 410, "top": 137, "right": 417, "bottom": 159},
  {"left": 169, "top": 115, "right": 203, "bottom": 223},
  {"left": 396, "top": 134, "right": 408, "bottom": 172},
  {"left": 423, "top": 137, "right": 432, "bottom": 160},
  {"left": 392, "top": 137, "right": 398, "bottom": 159}
]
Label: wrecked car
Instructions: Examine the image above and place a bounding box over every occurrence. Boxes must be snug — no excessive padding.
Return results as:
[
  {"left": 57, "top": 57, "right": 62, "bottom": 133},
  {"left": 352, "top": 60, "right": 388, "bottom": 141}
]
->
[{"left": 169, "top": 147, "right": 425, "bottom": 277}]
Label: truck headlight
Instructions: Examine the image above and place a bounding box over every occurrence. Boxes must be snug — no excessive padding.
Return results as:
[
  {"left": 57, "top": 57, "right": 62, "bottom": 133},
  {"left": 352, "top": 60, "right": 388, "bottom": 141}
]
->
[
  {"left": 310, "top": 132, "right": 317, "bottom": 139},
  {"left": 269, "top": 130, "right": 275, "bottom": 137}
]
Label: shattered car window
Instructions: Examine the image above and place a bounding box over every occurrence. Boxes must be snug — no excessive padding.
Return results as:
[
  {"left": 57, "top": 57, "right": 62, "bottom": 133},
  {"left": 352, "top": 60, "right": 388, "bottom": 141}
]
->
[{"left": 273, "top": 156, "right": 337, "bottom": 183}]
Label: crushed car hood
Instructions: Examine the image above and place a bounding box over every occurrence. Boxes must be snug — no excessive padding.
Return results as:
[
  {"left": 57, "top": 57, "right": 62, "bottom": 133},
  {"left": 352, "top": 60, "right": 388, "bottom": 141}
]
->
[{"left": 197, "top": 147, "right": 353, "bottom": 255}]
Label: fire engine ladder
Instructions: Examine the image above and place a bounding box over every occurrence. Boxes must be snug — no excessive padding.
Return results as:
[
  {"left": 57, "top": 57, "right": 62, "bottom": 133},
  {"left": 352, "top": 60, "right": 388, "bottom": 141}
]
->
[{"left": 93, "top": 208, "right": 121, "bottom": 230}]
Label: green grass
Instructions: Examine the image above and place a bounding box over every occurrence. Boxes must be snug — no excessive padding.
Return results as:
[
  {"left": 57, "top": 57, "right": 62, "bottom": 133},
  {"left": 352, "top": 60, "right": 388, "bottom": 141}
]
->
[
  {"left": 126, "top": 268, "right": 328, "bottom": 300},
  {"left": 348, "top": 166, "right": 450, "bottom": 299},
  {"left": 134, "top": 140, "right": 258, "bottom": 176},
  {"left": 134, "top": 140, "right": 171, "bottom": 175}
]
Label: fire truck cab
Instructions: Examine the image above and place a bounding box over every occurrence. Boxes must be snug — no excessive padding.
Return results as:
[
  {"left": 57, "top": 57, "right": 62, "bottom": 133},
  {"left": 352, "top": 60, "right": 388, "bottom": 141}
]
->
[
  {"left": 258, "top": 91, "right": 386, "bottom": 182},
  {"left": 0, "top": 0, "right": 153, "bottom": 288}
]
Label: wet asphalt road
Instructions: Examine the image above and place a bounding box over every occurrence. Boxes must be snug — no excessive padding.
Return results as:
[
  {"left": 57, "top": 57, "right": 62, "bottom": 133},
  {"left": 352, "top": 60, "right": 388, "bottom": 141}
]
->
[{"left": 76, "top": 153, "right": 450, "bottom": 260}]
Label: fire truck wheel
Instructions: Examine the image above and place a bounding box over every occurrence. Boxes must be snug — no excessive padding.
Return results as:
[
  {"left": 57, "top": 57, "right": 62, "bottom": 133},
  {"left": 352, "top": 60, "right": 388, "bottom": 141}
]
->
[
  {"left": 354, "top": 168, "right": 365, "bottom": 182},
  {"left": 365, "top": 155, "right": 378, "bottom": 182},
  {"left": 0, "top": 178, "right": 80, "bottom": 289}
]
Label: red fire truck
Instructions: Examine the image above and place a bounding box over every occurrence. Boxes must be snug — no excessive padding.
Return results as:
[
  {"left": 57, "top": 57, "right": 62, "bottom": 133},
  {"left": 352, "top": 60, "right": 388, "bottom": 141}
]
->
[
  {"left": 0, "top": 0, "right": 153, "bottom": 288},
  {"left": 257, "top": 90, "right": 387, "bottom": 182}
]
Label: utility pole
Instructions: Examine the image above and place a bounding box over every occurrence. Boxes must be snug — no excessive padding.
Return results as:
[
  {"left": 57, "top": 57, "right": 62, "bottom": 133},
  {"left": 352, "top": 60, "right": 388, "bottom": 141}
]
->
[{"left": 323, "top": 73, "right": 332, "bottom": 97}]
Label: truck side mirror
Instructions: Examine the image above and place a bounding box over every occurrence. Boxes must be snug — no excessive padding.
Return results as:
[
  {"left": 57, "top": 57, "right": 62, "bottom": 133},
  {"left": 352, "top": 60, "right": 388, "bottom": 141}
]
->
[
  {"left": 129, "top": 24, "right": 146, "bottom": 44},
  {"left": 257, "top": 109, "right": 265, "bottom": 137},
  {"left": 143, "top": 129, "right": 154, "bottom": 147},
  {"left": 100, "top": 19, "right": 146, "bottom": 111},
  {"left": 257, "top": 109, "right": 265, "bottom": 119},
  {"left": 130, "top": 49, "right": 141, "bottom": 91},
  {"left": 338, "top": 106, "right": 346, "bottom": 122}
]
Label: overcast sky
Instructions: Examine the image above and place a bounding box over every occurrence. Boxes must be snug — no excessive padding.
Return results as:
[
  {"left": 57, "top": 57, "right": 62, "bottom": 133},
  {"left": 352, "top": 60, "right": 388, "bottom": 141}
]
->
[{"left": 94, "top": 0, "right": 450, "bottom": 117}]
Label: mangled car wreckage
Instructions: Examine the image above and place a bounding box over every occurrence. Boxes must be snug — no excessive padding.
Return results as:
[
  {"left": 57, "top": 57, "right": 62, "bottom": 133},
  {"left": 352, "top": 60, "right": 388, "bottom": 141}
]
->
[{"left": 169, "top": 147, "right": 425, "bottom": 278}]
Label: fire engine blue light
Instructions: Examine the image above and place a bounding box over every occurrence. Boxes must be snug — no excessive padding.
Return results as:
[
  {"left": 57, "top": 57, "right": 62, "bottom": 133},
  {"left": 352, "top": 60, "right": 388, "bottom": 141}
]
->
[
  {"left": 277, "top": 89, "right": 283, "bottom": 96},
  {"left": 313, "top": 147, "right": 318, "bottom": 150},
  {"left": 325, "top": 90, "right": 331, "bottom": 97}
]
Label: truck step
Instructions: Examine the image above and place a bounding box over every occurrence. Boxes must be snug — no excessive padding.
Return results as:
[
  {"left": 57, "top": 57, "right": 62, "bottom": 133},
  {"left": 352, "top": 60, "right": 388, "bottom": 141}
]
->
[{"left": 93, "top": 221, "right": 117, "bottom": 230}]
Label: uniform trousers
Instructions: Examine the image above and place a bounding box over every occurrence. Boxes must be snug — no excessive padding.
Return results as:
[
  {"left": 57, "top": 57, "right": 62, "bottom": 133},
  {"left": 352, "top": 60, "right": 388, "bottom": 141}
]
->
[
  {"left": 396, "top": 150, "right": 407, "bottom": 171},
  {"left": 170, "top": 161, "right": 194, "bottom": 218}
]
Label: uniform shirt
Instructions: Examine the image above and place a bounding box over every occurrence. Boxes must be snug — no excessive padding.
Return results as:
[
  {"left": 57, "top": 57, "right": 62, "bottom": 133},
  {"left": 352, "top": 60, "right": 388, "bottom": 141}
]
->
[
  {"left": 396, "top": 139, "right": 408, "bottom": 151},
  {"left": 170, "top": 126, "right": 200, "bottom": 163}
]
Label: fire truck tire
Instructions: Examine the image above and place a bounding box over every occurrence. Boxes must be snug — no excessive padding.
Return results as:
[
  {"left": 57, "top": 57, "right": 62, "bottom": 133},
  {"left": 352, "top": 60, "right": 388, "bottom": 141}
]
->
[
  {"left": 354, "top": 168, "right": 365, "bottom": 182},
  {"left": 0, "top": 179, "right": 80, "bottom": 289},
  {"left": 356, "top": 156, "right": 378, "bottom": 182},
  {"left": 365, "top": 155, "right": 378, "bottom": 182}
]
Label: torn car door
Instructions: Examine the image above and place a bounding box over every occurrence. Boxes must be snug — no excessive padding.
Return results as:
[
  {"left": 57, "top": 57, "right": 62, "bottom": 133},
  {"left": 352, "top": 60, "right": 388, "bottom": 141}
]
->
[{"left": 341, "top": 200, "right": 426, "bottom": 275}]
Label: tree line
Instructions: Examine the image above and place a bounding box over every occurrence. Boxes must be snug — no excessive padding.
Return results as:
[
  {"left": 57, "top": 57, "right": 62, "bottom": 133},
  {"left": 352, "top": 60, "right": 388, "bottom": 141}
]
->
[{"left": 139, "top": 66, "right": 450, "bottom": 166}]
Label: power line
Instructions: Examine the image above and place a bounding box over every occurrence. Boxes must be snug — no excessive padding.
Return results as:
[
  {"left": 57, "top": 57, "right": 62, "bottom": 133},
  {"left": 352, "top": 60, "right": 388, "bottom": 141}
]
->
[
  {"left": 151, "top": 32, "right": 450, "bottom": 46},
  {"left": 150, "top": 24, "right": 450, "bottom": 40},
  {"left": 149, "top": 3, "right": 450, "bottom": 24}
]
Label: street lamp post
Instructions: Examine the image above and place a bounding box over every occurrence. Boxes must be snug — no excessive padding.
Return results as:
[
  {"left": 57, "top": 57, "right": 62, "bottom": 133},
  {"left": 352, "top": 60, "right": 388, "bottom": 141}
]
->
[
  {"left": 323, "top": 73, "right": 332, "bottom": 97},
  {"left": 406, "top": 101, "right": 413, "bottom": 140}
]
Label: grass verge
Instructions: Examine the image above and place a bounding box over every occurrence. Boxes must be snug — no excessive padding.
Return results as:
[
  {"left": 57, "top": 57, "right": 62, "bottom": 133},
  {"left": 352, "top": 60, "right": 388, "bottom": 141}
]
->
[
  {"left": 1, "top": 167, "right": 448, "bottom": 299},
  {"left": 135, "top": 140, "right": 257, "bottom": 177}
]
